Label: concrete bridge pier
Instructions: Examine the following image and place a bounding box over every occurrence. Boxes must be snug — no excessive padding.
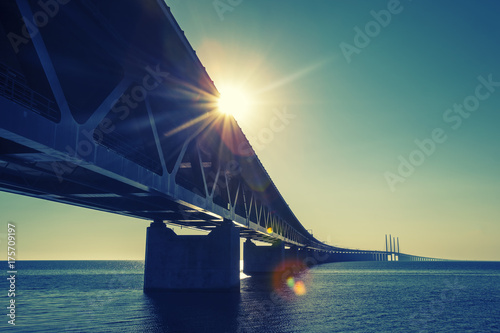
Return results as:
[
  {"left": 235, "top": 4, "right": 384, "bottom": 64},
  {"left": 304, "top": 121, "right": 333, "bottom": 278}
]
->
[
  {"left": 399, "top": 253, "right": 409, "bottom": 261},
  {"left": 327, "top": 252, "right": 339, "bottom": 262},
  {"left": 297, "top": 248, "right": 309, "bottom": 261},
  {"left": 285, "top": 246, "right": 299, "bottom": 261},
  {"left": 144, "top": 219, "right": 240, "bottom": 292},
  {"left": 353, "top": 252, "right": 370, "bottom": 261},
  {"left": 300, "top": 248, "right": 321, "bottom": 267},
  {"left": 328, "top": 252, "right": 347, "bottom": 262},
  {"left": 243, "top": 239, "right": 285, "bottom": 275}
]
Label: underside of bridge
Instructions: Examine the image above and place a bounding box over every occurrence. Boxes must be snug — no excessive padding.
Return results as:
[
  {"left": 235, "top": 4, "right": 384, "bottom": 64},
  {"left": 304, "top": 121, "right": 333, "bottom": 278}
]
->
[
  {"left": 0, "top": 0, "right": 302, "bottom": 244},
  {"left": 0, "top": 0, "right": 441, "bottom": 291}
]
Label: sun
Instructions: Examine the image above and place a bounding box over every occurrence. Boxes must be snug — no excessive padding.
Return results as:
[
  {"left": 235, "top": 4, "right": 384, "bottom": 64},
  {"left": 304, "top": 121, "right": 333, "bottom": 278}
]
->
[{"left": 217, "top": 86, "right": 251, "bottom": 121}]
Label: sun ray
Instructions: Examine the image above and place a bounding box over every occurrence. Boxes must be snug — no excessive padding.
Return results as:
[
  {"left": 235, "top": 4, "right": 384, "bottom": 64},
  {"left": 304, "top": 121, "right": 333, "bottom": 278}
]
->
[
  {"left": 253, "top": 57, "right": 333, "bottom": 95},
  {"left": 162, "top": 111, "right": 215, "bottom": 138}
]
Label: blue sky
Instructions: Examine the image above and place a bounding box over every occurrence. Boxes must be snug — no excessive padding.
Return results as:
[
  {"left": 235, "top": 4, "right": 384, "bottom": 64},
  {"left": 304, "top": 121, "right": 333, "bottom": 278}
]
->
[{"left": 2, "top": 0, "right": 500, "bottom": 260}]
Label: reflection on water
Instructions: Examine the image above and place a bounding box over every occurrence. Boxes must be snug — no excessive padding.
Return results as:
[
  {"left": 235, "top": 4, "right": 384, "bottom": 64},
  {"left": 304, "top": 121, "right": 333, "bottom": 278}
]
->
[
  {"left": 238, "top": 275, "right": 305, "bottom": 333},
  {"left": 141, "top": 276, "right": 285, "bottom": 332},
  {"left": 141, "top": 259, "right": 312, "bottom": 332},
  {"left": 145, "top": 291, "right": 241, "bottom": 332},
  {"left": 142, "top": 272, "right": 310, "bottom": 333},
  {"left": 3, "top": 261, "right": 499, "bottom": 332}
]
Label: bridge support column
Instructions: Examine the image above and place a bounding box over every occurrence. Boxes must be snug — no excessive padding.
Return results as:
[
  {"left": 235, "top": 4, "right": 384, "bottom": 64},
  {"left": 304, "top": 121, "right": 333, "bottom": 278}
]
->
[
  {"left": 144, "top": 219, "right": 240, "bottom": 292},
  {"left": 328, "top": 252, "right": 346, "bottom": 262},
  {"left": 243, "top": 239, "right": 284, "bottom": 275},
  {"left": 297, "top": 248, "right": 308, "bottom": 261},
  {"left": 285, "top": 246, "right": 299, "bottom": 261}
]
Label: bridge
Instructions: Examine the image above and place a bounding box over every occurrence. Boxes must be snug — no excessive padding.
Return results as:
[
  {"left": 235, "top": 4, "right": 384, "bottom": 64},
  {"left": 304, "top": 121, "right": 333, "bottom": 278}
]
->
[{"left": 0, "top": 0, "right": 441, "bottom": 291}]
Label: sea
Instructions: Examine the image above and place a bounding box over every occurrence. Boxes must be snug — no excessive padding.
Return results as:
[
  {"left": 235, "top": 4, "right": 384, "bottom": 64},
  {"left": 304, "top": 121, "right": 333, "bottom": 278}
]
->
[{"left": 1, "top": 260, "right": 499, "bottom": 332}]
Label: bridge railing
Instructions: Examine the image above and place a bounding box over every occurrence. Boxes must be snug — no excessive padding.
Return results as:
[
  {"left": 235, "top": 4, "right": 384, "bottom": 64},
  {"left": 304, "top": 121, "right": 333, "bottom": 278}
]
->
[{"left": 0, "top": 62, "right": 59, "bottom": 123}]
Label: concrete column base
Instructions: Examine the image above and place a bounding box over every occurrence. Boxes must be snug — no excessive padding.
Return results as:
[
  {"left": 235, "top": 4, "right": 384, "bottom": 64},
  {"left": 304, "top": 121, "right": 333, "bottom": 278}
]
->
[
  {"left": 144, "top": 219, "right": 240, "bottom": 292},
  {"left": 285, "top": 246, "right": 299, "bottom": 261},
  {"left": 243, "top": 239, "right": 284, "bottom": 276}
]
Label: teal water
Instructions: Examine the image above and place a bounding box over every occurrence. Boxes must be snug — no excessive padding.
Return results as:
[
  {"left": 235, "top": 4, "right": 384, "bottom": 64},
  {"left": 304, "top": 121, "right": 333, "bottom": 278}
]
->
[{"left": 1, "top": 261, "right": 499, "bottom": 332}]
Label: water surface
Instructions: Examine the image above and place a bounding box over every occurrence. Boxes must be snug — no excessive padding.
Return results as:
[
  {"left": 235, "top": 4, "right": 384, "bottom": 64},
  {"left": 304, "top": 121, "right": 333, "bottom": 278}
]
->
[{"left": 1, "top": 260, "right": 499, "bottom": 332}]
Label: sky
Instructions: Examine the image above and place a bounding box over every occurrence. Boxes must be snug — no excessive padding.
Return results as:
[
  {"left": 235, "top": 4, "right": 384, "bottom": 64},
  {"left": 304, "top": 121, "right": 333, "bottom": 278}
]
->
[{"left": 2, "top": 0, "right": 500, "bottom": 261}]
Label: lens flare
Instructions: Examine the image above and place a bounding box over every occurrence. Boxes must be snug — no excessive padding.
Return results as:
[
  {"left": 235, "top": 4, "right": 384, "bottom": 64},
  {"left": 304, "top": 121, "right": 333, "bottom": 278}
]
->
[
  {"left": 286, "top": 277, "right": 295, "bottom": 288},
  {"left": 272, "top": 259, "right": 309, "bottom": 298},
  {"left": 293, "top": 281, "right": 307, "bottom": 296}
]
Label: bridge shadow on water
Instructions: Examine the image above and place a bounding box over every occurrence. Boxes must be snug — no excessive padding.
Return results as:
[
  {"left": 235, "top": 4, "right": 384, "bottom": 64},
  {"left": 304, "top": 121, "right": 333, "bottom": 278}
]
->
[
  {"left": 145, "top": 290, "right": 241, "bottom": 332},
  {"left": 143, "top": 275, "right": 301, "bottom": 333}
]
